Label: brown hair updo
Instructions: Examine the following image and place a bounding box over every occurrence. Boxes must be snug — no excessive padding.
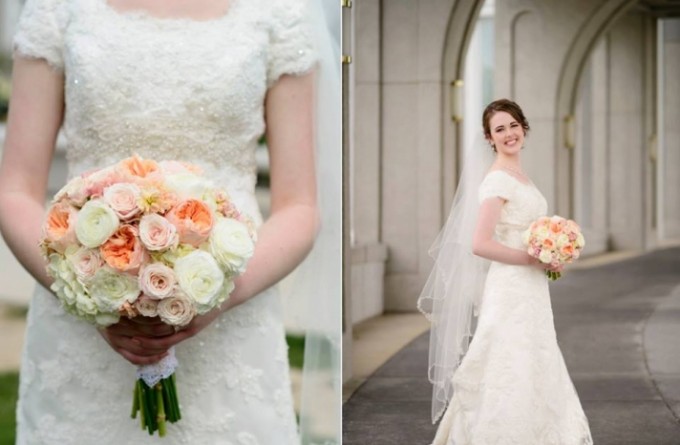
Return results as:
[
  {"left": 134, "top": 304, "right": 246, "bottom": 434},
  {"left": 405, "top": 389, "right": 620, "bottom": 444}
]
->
[{"left": 482, "top": 99, "right": 530, "bottom": 142}]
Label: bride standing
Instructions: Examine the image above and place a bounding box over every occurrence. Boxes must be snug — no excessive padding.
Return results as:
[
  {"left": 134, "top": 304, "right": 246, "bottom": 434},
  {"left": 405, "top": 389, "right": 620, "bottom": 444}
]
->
[
  {"left": 0, "top": 0, "right": 339, "bottom": 443},
  {"left": 418, "top": 99, "right": 593, "bottom": 444}
]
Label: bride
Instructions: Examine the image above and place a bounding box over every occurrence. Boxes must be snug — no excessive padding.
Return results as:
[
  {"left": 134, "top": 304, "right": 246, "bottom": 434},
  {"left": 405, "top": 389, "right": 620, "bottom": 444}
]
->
[
  {"left": 418, "top": 99, "right": 593, "bottom": 444},
  {"left": 0, "top": 0, "right": 339, "bottom": 443}
]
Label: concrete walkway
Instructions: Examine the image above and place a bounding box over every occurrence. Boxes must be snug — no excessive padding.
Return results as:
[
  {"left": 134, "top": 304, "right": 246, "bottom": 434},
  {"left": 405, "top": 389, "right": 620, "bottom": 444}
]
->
[{"left": 343, "top": 247, "right": 680, "bottom": 445}]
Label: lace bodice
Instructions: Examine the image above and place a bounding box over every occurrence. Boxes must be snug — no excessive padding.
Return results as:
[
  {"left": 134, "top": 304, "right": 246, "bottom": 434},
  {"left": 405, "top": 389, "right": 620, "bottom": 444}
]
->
[
  {"left": 478, "top": 170, "right": 548, "bottom": 249},
  {"left": 14, "top": 0, "right": 316, "bottom": 222}
]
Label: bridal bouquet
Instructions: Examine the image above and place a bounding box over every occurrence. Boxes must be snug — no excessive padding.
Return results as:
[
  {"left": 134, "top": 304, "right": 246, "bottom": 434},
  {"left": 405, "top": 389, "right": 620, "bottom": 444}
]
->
[
  {"left": 40, "top": 155, "right": 256, "bottom": 437},
  {"left": 522, "top": 215, "right": 585, "bottom": 281}
]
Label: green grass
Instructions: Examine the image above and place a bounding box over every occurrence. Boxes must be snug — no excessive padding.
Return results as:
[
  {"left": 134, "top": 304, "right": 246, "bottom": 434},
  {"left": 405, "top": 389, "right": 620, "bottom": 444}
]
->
[
  {"left": 0, "top": 372, "right": 18, "bottom": 445},
  {"left": 286, "top": 334, "right": 305, "bottom": 369}
]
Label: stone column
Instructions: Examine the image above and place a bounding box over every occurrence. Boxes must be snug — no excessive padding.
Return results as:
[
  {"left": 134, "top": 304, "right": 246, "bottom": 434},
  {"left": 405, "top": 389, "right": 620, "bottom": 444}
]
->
[{"left": 661, "top": 19, "right": 680, "bottom": 239}]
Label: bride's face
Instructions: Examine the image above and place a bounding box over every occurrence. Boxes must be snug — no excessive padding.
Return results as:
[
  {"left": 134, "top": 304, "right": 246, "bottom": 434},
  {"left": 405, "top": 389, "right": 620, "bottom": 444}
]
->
[{"left": 487, "top": 111, "right": 525, "bottom": 155}]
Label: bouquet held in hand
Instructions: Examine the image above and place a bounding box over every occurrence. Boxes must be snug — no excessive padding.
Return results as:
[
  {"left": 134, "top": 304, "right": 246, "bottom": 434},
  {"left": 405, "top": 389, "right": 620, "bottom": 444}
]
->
[
  {"left": 40, "top": 155, "right": 256, "bottom": 437},
  {"left": 522, "top": 215, "right": 585, "bottom": 281}
]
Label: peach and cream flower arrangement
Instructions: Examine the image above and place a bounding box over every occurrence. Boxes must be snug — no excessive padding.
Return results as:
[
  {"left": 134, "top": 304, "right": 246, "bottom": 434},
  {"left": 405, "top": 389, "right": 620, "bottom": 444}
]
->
[
  {"left": 522, "top": 215, "right": 585, "bottom": 281},
  {"left": 40, "top": 155, "right": 256, "bottom": 437}
]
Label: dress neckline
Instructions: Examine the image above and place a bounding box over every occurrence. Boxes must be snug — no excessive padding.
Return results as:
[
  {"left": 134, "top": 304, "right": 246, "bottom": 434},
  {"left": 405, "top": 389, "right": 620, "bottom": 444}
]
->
[
  {"left": 98, "top": 0, "right": 240, "bottom": 26},
  {"left": 488, "top": 169, "right": 535, "bottom": 188}
]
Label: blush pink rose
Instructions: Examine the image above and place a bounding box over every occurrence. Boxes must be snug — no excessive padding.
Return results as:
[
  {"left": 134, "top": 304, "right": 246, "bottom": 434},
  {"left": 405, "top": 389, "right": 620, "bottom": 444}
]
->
[
  {"left": 103, "top": 183, "right": 142, "bottom": 220},
  {"left": 139, "top": 214, "right": 178, "bottom": 251},
  {"left": 134, "top": 295, "right": 159, "bottom": 317},
  {"left": 67, "top": 247, "right": 103, "bottom": 282},
  {"left": 138, "top": 262, "right": 176, "bottom": 299}
]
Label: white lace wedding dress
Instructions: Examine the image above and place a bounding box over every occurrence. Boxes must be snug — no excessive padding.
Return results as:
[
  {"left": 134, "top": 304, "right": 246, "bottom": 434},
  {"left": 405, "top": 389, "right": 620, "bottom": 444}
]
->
[
  {"left": 432, "top": 171, "right": 593, "bottom": 445},
  {"left": 13, "top": 0, "right": 316, "bottom": 443}
]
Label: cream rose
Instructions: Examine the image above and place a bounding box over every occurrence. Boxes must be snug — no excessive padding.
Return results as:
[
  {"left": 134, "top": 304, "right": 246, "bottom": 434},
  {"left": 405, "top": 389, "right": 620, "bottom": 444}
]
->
[
  {"left": 134, "top": 295, "right": 159, "bottom": 318},
  {"left": 75, "top": 199, "right": 120, "bottom": 248},
  {"left": 164, "top": 172, "right": 214, "bottom": 200},
  {"left": 139, "top": 214, "right": 178, "bottom": 251},
  {"left": 209, "top": 218, "right": 255, "bottom": 274},
  {"left": 139, "top": 262, "right": 176, "bottom": 299},
  {"left": 89, "top": 266, "right": 140, "bottom": 313},
  {"left": 576, "top": 233, "right": 585, "bottom": 248},
  {"left": 157, "top": 291, "right": 196, "bottom": 327},
  {"left": 103, "top": 183, "right": 142, "bottom": 220},
  {"left": 555, "top": 234, "right": 570, "bottom": 249},
  {"left": 174, "top": 251, "right": 224, "bottom": 308}
]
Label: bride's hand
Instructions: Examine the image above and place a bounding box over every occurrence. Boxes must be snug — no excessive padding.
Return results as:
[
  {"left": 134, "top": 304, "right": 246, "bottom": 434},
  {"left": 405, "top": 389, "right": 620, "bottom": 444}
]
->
[
  {"left": 124, "top": 308, "right": 225, "bottom": 357},
  {"left": 528, "top": 256, "right": 564, "bottom": 273},
  {"left": 98, "top": 316, "right": 176, "bottom": 366}
]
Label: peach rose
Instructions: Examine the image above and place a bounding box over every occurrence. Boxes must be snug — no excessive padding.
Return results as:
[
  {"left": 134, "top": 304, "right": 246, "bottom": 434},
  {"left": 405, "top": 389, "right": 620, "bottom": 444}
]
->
[
  {"left": 103, "top": 183, "right": 142, "bottom": 220},
  {"left": 166, "top": 199, "right": 214, "bottom": 246},
  {"left": 100, "top": 224, "right": 145, "bottom": 272},
  {"left": 83, "top": 168, "right": 126, "bottom": 200},
  {"left": 43, "top": 202, "right": 78, "bottom": 253},
  {"left": 139, "top": 214, "right": 178, "bottom": 251},
  {"left": 119, "top": 155, "right": 160, "bottom": 179}
]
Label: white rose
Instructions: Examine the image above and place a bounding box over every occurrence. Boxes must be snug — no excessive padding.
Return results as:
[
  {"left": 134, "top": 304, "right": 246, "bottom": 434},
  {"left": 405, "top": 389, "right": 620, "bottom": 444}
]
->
[
  {"left": 89, "top": 266, "right": 140, "bottom": 312},
  {"left": 157, "top": 291, "right": 196, "bottom": 327},
  {"left": 196, "top": 279, "right": 235, "bottom": 315},
  {"left": 576, "top": 233, "right": 585, "bottom": 248},
  {"left": 103, "top": 183, "right": 142, "bottom": 220},
  {"left": 75, "top": 199, "right": 119, "bottom": 248},
  {"left": 139, "top": 214, "right": 178, "bottom": 251},
  {"left": 66, "top": 246, "right": 102, "bottom": 283},
  {"left": 134, "top": 295, "right": 159, "bottom": 318},
  {"left": 555, "top": 234, "right": 570, "bottom": 248},
  {"left": 139, "top": 262, "right": 176, "bottom": 299},
  {"left": 538, "top": 250, "right": 553, "bottom": 264},
  {"left": 521, "top": 229, "right": 531, "bottom": 246},
  {"left": 209, "top": 218, "right": 255, "bottom": 275},
  {"left": 164, "top": 173, "right": 214, "bottom": 200},
  {"left": 174, "top": 251, "right": 224, "bottom": 309}
]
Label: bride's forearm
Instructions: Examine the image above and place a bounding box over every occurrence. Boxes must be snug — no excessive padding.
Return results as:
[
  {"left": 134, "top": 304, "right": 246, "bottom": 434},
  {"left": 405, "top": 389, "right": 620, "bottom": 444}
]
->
[
  {"left": 0, "top": 191, "right": 53, "bottom": 289},
  {"left": 472, "top": 239, "right": 531, "bottom": 266},
  {"left": 221, "top": 202, "right": 319, "bottom": 310}
]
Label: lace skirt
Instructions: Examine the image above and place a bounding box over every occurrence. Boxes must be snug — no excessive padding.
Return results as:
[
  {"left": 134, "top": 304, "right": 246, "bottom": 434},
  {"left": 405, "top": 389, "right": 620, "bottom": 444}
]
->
[{"left": 16, "top": 284, "right": 299, "bottom": 445}]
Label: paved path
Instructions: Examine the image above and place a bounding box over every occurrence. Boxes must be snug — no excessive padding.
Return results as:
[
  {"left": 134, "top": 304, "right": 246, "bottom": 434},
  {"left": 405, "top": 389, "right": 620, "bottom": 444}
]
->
[{"left": 343, "top": 247, "right": 680, "bottom": 445}]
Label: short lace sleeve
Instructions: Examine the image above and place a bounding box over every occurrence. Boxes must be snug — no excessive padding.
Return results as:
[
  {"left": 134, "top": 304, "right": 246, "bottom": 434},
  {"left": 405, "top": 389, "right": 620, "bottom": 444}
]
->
[
  {"left": 13, "top": 0, "right": 66, "bottom": 70},
  {"left": 478, "top": 170, "right": 517, "bottom": 203},
  {"left": 266, "top": 0, "right": 317, "bottom": 87}
]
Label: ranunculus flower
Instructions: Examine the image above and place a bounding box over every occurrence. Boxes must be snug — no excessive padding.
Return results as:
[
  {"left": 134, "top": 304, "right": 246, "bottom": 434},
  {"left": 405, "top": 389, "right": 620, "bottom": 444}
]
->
[
  {"left": 139, "top": 262, "right": 176, "bottom": 299},
  {"left": 43, "top": 201, "right": 78, "bottom": 253},
  {"left": 139, "top": 214, "right": 178, "bottom": 251},
  {"left": 157, "top": 291, "right": 196, "bottom": 327},
  {"left": 75, "top": 199, "right": 120, "bottom": 248},
  {"left": 100, "top": 224, "right": 145, "bottom": 272},
  {"left": 89, "top": 266, "right": 140, "bottom": 313},
  {"left": 209, "top": 217, "right": 255, "bottom": 274},
  {"left": 166, "top": 199, "right": 214, "bottom": 247},
  {"left": 174, "top": 251, "right": 224, "bottom": 310},
  {"left": 66, "top": 246, "right": 102, "bottom": 283},
  {"left": 134, "top": 295, "right": 159, "bottom": 318},
  {"left": 103, "top": 183, "right": 142, "bottom": 220}
]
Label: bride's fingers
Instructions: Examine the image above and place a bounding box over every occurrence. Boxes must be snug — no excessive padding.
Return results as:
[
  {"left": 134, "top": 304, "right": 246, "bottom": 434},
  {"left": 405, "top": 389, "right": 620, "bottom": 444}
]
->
[
  {"left": 106, "top": 319, "right": 175, "bottom": 337},
  {"left": 116, "top": 348, "right": 169, "bottom": 366},
  {"left": 103, "top": 331, "right": 170, "bottom": 357},
  {"left": 134, "top": 330, "right": 193, "bottom": 351}
]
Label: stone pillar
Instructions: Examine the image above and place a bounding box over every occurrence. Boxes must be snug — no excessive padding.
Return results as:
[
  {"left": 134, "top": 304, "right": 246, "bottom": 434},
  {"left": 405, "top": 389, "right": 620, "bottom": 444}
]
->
[{"left": 661, "top": 19, "right": 680, "bottom": 239}]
